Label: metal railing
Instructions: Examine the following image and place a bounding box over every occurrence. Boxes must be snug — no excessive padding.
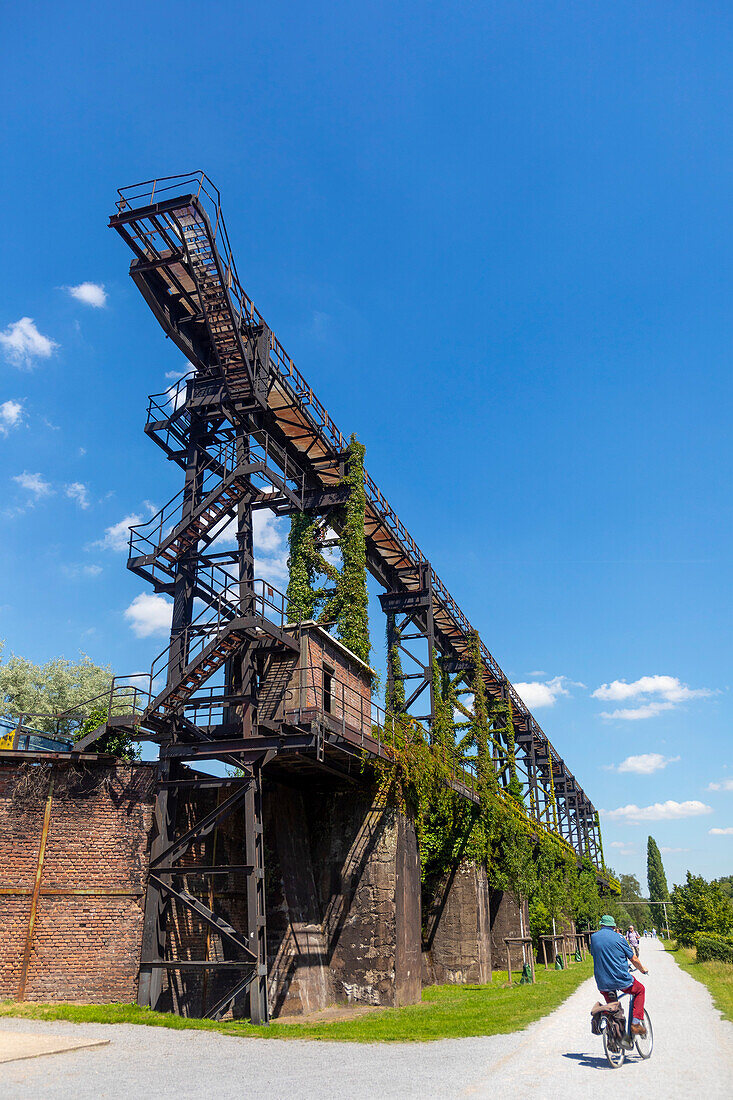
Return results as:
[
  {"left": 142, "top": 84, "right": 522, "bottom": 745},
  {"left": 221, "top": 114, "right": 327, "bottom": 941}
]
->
[
  {"left": 148, "top": 577, "right": 289, "bottom": 693},
  {"left": 128, "top": 439, "right": 239, "bottom": 560},
  {"left": 3, "top": 676, "right": 153, "bottom": 744},
  {"left": 113, "top": 174, "right": 598, "bottom": 833}
]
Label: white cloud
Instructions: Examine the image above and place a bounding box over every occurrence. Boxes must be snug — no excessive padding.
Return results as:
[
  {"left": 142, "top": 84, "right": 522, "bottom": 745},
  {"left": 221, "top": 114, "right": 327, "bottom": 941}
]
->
[
  {"left": 65, "top": 482, "right": 90, "bottom": 509},
  {"left": 211, "top": 510, "right": 289, "bottom": 586},
  {"left": 609, "top": 840, "right": 636, "bottom": 855},
  {"left": 612, "top": 753, "right": 681, "bottom": 775},
  {"left": 13, "top": 471, "right": 53, "bottom": 498},
  {"left": 165, "top": 382, "right": 186, "bottom": 411},
  {"left": 709, "top": 827, "right": 733, "bottom": 836},
  {"left": 95, "top": 513, "right": 143, "bottom": 552},
  {"left": 708, "top": 779, "right": 733, "bottom": 792},
  {"left": 593, "top": 675, "right": 712, "bottom": 720},
  {"left": 66, "top": 282, "right": 107, "bottom": 308},
  {"left": 253, "top": 510, "right": 285, "bottom": 553},
  {"left": 604, "top": 800, "right": 713, "bottom": 823},
  {"left": 124, "top": 593, "right": 173, "bottom": 638},
  {"left": 254, "top": 511, "right": 289, "bottom": 584},
  {"left": 62, "top": 563, "right": 103, "bottom": 579},
  {"left": 0, "top": 317, "right": 58, "bottom": 367},
  {"left": 660, "top": 847, "right": 689, "bottom": 854},
  {"left": 0, "top": 400, "right": 23, "bottom": 435},
  {"left": 514, "top": 675, "right": 581, "bottom": 709}
]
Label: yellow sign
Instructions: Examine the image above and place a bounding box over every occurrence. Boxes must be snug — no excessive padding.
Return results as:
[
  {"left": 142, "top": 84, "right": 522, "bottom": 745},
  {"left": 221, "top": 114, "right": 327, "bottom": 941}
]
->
[{"left": 0, "top": 726, "right": 17, "bottom": 751}]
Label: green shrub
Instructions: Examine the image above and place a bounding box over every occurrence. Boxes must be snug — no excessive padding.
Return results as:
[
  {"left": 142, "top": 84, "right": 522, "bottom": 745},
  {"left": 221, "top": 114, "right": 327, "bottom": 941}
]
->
[
  {"left": 670, "top": 873, "right": 733, "bottom": 947},
  {"left": 695, "top": 932, "right": 733, "bottom": 964}
]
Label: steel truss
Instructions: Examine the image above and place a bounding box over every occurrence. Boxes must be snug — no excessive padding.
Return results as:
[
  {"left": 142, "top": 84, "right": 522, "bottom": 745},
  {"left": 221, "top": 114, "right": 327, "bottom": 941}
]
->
[{"left": 76, "top": 172, "right": 605, "bottom": 1020}]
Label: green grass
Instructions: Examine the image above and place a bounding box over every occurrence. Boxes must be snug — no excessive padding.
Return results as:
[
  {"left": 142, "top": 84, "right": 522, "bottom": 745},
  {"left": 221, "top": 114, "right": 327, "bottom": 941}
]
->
[
  {"left": 664, "top": 941, "right": 733, "bottom": 1024},
  {"left": 0, "top": 958, "right": 592, "bottom": 1043}
]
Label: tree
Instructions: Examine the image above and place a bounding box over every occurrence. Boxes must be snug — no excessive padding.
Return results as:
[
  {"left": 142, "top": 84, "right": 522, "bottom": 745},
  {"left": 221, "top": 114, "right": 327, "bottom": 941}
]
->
[
  {"left": 715, "top": 875, "right": 733, "bottom": 901},
  {"left": 76, "top": 703, "right": 140, "bottom": 762},
  {"left": 647, "top": 835, "right": 670, "bottom": 928},
  {"left": 617, "top": 872, "right": 652, "bottom": 931},
  {"left": 0, "top": 648, "right": 113, "bottom": 739},
  {"left": 669, "top": 873, "right": 733, "bottom": 947},
  {"left": 0, "top": 646, "right": 139, "bottom": 760}
]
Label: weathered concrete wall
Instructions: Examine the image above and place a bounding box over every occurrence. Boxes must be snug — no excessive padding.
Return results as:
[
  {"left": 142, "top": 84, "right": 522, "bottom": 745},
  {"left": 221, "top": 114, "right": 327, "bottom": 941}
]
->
[
  {"left": 489, "top": 888, "right": 531, "bottom": 972},
  {"left": 0, "top": 760, "right": 155, "bottom": 1003},
  {"left": 266, "top": 784, "right": 334, "bottom": 1016},
  {"left": 265, "top": 783, "right": 421, "bottom": 1014},
  {"left": 0, "top": 759, "right": 422, "bottom": 1018},
  {"left": 423, "top": 861, "right": 492, "bottom": 985}
]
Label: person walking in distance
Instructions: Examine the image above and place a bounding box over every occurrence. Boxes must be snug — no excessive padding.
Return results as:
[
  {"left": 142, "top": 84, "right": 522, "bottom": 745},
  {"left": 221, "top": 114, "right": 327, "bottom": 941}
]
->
[
  {"left": 590, "top": 915, "right": 649, "bottom": 1037},
  {"left": 626, "top": 925, "right": 641, "bottom": 954}
]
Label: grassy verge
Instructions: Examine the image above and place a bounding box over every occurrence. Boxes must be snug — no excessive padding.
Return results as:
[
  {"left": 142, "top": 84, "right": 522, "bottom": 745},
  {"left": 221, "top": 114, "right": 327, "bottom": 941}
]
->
[
  {"left": 664, "top": 941, "right": 733, "bottom": 1023},
  {"left": 0, "top": 958, "right": 592, "bottom": 1043}
]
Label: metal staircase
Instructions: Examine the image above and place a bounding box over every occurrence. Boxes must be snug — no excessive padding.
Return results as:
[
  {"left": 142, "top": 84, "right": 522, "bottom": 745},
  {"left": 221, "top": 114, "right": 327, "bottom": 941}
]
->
[
  {"left": 105, "top": 172, "right": 607, "bottom": 1021},
  {"left": 174, "top": 204, "right": 255, "bottom": 403}
]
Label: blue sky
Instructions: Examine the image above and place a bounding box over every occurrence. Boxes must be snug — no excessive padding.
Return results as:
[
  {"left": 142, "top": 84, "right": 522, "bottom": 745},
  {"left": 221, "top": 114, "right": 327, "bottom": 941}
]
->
[{"left": 1, "top": 1, "right": 730, "bottom": 889}]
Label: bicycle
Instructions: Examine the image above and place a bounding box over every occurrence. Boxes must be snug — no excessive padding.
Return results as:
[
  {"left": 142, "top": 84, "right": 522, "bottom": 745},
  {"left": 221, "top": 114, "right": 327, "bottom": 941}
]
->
[{"left": 601, "top": 988, "right": 654, "bottom": 1069}]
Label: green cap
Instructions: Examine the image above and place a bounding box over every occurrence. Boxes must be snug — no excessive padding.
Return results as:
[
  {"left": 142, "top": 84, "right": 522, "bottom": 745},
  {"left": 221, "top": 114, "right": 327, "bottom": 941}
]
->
[{"left": 599, "top": 914, "right": 616, "bottom": 928}]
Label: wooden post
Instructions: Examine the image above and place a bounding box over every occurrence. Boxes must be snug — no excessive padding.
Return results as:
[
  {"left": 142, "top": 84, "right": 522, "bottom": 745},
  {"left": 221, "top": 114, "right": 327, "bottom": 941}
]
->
[{"left": 17, "top": 773, "right": 54, "bottom": 1000}]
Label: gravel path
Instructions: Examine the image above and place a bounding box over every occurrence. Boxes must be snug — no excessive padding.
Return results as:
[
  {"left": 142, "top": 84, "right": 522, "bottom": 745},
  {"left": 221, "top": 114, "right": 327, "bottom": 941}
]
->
[{"left": 1, "top": 939, "right": 731, "bottom": 1099}]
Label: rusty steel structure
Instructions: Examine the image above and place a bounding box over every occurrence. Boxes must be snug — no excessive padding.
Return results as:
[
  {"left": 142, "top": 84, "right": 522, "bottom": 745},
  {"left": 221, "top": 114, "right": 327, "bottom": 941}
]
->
[{"left": 74, "top": 172, "right": 604, "bottom": 1023}]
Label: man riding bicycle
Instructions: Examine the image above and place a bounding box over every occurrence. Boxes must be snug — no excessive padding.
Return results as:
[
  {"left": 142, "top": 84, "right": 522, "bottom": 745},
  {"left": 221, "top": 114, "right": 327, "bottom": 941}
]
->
[{"left": 590, "top": 914, "right": 649, "bottom": 1037}]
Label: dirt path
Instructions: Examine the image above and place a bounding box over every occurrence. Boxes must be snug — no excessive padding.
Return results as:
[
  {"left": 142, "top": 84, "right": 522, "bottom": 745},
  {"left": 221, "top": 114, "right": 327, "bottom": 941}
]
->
[
  {"left": 1, "top": 939, "right": 731, "bottom": 1099},
  {"left": 460, "top": 936, "right": 733, "bottom": 1097}
]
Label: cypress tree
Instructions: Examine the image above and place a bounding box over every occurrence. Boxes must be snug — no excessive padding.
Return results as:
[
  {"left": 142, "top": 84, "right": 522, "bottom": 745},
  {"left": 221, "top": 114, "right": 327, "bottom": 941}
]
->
[{"left": 647, "top": 835, "right": 670, "bottom": 929}]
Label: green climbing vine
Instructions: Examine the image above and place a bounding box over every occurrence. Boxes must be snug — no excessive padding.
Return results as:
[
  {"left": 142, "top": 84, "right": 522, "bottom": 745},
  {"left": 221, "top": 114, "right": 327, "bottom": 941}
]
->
[
  {"left": 373, "top": 644, "right": 613, "bottom": 945},
  {"left": 285, "top": 435, "right": 370, "bottom": 665},
  {"left": 547, "top": 747, "right": 559, "bottom": 830},
  {"left": 284, "top": 432, "right": 611, "bottom": 943},
  {"left": 319, "top": 436, "right": 370, "bottom": 664},
  {"left": 385, "top": 615, "right": 406, "bottom": 714}
]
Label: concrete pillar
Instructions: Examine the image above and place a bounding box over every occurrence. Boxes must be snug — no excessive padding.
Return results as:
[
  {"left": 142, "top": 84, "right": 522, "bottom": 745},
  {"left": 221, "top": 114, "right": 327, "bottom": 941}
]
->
[
  {"left": 489, "top": 888, "right": 531, "bottom": 972},
  {"left": 265, "top": 785, "right": 333, "bottom": 1017},
  {"left": 264, "top": 784, "right": 421, "bottom": 1015},
  {"left": 423, "top": 861, "right": 492, "bottom": 984}
]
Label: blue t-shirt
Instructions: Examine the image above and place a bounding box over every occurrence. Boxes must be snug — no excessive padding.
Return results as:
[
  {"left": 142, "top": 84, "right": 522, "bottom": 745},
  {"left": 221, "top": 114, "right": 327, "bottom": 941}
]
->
[{"left": 589, "top": 927, "right": 634, "bottom": 992}]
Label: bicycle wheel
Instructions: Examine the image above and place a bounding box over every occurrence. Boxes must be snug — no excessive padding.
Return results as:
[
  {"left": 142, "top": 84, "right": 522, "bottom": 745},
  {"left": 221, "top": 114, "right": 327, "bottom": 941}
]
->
[
  {"left": 603, "top": 1027, "right": 625, "bottom": 1069},
  {"left": 634, "top": 1011, "right": 653, "bottom": 1059}
]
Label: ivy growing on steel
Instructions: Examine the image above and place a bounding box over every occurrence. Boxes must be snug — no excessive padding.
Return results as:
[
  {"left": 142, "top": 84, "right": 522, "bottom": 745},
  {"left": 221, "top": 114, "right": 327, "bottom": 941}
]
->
[{"left": 285, "top": 435, "right": 370, "bottom": 664}]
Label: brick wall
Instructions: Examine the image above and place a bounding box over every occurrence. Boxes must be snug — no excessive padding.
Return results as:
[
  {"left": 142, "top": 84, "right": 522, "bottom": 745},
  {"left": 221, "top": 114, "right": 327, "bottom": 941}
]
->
[
  {"left": 0, "top": 760, "right": 155, "bottom": 1003},
  {"left": 280, "top": 623, "right": 373, "bottom": 736}
]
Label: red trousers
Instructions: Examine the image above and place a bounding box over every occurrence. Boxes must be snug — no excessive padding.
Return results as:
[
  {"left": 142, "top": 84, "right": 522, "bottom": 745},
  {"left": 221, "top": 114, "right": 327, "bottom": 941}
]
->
[{"left": 603, "top": 978, "right": 645, "bottom": 1020}]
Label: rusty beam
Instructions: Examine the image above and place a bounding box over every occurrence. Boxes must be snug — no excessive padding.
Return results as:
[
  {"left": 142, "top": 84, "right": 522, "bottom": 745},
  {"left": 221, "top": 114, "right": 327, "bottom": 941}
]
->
[{"left": 17, "top": 774, "right": 54, "bottom": 1000}]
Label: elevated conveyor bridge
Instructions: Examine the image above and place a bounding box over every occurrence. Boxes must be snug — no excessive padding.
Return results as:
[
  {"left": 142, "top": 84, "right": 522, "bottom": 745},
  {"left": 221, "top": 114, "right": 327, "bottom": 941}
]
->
[{"left": 60, "top": 172, "right": 606, "bottom": 1023}]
